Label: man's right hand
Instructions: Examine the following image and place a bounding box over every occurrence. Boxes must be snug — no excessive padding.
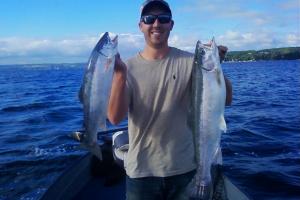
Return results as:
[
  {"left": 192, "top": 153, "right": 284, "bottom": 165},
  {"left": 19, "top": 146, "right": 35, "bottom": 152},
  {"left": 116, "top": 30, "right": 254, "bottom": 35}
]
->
[
  {"left": 114, "top": 53, "right": 127, "bottom": 74},
  {"left": 107, "top": 53, "right": 129, "bottom": 125}
]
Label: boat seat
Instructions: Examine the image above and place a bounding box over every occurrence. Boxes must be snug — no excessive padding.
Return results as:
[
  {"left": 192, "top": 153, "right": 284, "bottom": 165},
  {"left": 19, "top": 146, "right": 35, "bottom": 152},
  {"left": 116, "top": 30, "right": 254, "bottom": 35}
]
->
[
  {"left": 112, "top": 130, "right": 129, "bottom": 168},
  {"left": 111, "top": 130, "right": 223, "bottom": 168}
]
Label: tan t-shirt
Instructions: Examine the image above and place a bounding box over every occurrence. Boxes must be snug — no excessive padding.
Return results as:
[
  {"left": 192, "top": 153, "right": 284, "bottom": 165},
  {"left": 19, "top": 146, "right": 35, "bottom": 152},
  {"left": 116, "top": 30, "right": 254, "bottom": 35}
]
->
[{"left": 125, "top": 47, "right": 197, "bottom": 178}]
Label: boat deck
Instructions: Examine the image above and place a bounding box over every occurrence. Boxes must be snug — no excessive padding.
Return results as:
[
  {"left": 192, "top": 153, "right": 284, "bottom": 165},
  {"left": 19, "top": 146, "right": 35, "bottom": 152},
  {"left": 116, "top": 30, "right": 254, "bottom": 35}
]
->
[
  {"left": 41, "top": 143, "right": 249, "bottom": 200},
  {"left": 73, "top": 176, "right": 126, "bottom": 200}
]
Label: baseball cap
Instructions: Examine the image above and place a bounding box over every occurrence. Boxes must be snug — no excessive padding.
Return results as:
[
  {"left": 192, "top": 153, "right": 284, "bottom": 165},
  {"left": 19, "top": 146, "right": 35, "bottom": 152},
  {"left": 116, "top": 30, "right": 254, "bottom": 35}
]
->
[{"left": 140, "top": 0, "right": 172, "bottom": 17}]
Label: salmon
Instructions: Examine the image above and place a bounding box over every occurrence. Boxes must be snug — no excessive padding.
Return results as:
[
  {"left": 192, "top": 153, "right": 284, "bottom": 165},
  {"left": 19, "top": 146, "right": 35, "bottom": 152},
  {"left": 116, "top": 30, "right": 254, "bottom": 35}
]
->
[
  {"left": 72, "top": 32, "right": 118, "bottom": 160},
  {"left": 189, "top": 39, "right": 227, "bottom": 199}
]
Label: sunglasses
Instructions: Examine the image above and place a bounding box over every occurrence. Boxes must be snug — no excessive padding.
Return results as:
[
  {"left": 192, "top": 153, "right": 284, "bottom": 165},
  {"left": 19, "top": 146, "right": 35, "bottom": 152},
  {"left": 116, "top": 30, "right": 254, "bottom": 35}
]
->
[{"left": 141, "top": 14, "right": 172, "bottom": 24}]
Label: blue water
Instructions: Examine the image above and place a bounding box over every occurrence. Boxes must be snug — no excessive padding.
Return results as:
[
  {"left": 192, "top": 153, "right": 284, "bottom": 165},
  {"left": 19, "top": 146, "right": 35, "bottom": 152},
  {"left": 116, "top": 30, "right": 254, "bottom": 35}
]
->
[{"left": 0, "top": 60, "right": 299, "bottom": 200}]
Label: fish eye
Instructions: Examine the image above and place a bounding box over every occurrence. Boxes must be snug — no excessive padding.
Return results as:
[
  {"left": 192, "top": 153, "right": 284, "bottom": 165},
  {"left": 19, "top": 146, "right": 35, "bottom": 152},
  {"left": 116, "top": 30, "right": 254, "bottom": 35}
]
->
[{"left": 200, "top": 49, "right": 205, "bottom": 56}]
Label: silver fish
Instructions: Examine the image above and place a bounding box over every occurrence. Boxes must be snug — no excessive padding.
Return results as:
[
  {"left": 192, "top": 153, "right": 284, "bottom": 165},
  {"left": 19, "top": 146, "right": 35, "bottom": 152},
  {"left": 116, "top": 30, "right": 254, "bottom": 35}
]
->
[
  {"left": 72, "top": 32, "right": 118, "bottom": 160},
  {"left": 189, "top": 38, "right": 227, "bottom": 199}
]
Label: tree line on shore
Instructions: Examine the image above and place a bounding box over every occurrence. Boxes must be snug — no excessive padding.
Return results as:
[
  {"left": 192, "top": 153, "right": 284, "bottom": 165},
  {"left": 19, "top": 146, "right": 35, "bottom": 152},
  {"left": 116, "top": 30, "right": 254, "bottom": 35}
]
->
[{"left": 224, "top": 47, "right": 300, "bottom": 62}]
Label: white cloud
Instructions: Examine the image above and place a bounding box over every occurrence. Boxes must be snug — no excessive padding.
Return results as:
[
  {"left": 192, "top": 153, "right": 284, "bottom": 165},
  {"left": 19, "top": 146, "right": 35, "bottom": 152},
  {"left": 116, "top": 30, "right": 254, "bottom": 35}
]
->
[
  {"left": 0, "top": 30, "right": 299, "bottom": 64},
  {"left": 169, "top": 34, "right": 198, "bottom": 52},
  {"left": 0, "top": 34, "right": 143, "bottom": 64},
  {"left": 118, "top": 34, "right": 144, "bottom": 59},
  {"left": 286, "top": 33, "right": 300, "bottom": 46},
  {"left": 178, "top": 0, "right": 299, "bottom": 35},
  {"left": 0, "top": 36, "right": 97, "bottom": 58},
  {"left": 217, "top": 30, "right": 300, "bottom": 50}
]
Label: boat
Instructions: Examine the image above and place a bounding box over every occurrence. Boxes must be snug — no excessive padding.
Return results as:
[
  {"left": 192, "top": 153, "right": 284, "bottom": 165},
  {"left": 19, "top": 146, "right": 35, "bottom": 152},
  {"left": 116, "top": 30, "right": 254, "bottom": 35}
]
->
[{"left": 41, "top": 128, "right": 250, "bottom": 200}]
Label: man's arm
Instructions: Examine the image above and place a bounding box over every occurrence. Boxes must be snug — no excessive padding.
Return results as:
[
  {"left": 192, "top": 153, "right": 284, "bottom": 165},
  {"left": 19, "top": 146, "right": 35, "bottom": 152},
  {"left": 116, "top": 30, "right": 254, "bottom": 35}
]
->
[
  {"left": 107, "top": 54, "right": 129, "bottom": 125},
  {"left": 224, "top": 76, "right": 232, "bottom": 106}
]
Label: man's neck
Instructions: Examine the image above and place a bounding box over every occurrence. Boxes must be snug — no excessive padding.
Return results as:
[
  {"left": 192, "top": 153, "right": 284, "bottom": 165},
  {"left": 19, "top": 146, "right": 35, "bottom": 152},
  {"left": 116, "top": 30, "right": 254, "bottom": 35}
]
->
[{"left": 140, "top": 45, "right": 171, "bottom": 60}]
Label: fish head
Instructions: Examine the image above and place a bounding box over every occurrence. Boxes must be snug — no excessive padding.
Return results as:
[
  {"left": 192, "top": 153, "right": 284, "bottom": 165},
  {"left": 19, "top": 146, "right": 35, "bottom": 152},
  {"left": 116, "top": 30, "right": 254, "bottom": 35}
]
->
[
  {"left": 99, "top": 32, "right": 118, "bottom": 59},
  {"left": 200, "top": 37, "right": 221, "bottom": 71},
  {"left": 91, "top": 32, "right": 119, "bottom": 72},
  {"left": 85, "top": 32, "right": 118, "bottom": 72}
]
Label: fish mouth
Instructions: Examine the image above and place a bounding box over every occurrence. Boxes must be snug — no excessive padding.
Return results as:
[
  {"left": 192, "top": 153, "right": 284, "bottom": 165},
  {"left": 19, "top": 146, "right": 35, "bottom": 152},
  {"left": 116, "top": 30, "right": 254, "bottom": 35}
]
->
[{"left": 201, "top": 64, "right": 215, "bottom": 71}]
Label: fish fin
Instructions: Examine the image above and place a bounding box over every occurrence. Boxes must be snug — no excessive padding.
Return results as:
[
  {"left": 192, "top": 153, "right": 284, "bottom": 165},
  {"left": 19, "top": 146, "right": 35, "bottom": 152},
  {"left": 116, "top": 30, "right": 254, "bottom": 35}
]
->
[
  {"left": 89, "top": 144, "right": 103, "bottom": 161},
  {"left": 213, "top": 147, "right": 223, "bottom": 165},
  {"left": 71, "top": 132, "right": 103, "bottom": 160},
  {"left": 70, "top": 131, "right": 84, "bottom": 142},
  {"left": 78, "top": 85, "right": 84, "bottom": 103},
  {"left": 188, "top": 178, "right": 213, "bottom": 199},
  {"left": 220, "top": 116, "right": 227, "bottom": 133}
]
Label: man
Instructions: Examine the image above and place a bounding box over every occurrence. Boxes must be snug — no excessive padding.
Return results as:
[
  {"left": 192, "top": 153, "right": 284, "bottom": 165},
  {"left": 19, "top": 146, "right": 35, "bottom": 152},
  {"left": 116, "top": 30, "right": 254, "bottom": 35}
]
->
[{"left": 107, "top": 0, "right": 232, "bottom": 199}]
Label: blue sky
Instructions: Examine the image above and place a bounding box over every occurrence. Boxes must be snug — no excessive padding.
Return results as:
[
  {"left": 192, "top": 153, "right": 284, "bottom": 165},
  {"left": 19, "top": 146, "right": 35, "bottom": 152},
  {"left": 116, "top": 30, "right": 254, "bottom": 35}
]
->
[{"left": 0, "top": 0, "right": 299, "bottom": 64}]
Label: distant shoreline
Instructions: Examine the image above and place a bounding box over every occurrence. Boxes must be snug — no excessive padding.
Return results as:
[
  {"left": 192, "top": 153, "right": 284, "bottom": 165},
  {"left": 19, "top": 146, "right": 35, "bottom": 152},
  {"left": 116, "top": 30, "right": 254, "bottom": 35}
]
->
[
  {"left": 225, "top": 47, "right": 300, "bottom": 62},
  {"left": 1, "top": 59, "right": 299, "bottom": 67}
]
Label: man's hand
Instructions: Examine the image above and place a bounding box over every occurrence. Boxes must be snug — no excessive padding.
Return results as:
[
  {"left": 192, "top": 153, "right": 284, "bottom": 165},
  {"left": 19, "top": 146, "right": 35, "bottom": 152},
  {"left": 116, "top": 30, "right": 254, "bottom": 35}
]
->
[
  {"left": 114, "top": 53, "right": 127, "bottom": 73},
  {"left": 108, "top": 53, "right": 129, "bottom": 125},
  {"left": 217, "top": 45, "right": 232, "bottom": 106},
  {"left": 218, "top": 45, "right": 228, "bottom": 63}
]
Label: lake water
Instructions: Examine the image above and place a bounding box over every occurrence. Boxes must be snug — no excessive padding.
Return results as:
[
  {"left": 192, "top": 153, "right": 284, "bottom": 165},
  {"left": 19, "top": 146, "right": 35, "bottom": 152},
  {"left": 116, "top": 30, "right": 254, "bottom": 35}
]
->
[{"left": 0, "top": 60, "right": 299, "bottom": 200}]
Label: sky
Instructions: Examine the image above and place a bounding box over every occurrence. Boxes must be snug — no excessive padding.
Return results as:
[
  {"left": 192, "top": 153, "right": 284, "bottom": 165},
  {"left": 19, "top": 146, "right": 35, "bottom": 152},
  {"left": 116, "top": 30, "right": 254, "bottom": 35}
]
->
[{"left": 0, "top": 0, "right": 299, "bottom": 64}]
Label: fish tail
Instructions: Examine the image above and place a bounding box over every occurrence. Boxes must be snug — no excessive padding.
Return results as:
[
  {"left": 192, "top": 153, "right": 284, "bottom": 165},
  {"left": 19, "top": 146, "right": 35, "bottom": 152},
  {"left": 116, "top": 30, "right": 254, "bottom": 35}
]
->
[
  {"left": 89, "top": 144, "right": 103, "bottom": 161},
  {"left": 69, "top": 132, "right": 103, "bottom": 160},
  {"left": 188, "top": 178, "right": 213, "bottom": 200},
  {"left": 81, "top": 142, "right": 103, "bottom": 161}
]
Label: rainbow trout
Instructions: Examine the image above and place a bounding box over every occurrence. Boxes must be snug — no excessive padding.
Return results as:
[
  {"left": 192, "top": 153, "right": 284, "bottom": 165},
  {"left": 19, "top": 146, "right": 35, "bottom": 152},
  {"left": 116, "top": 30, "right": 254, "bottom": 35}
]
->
[
  {"left": 189, "top": 39, "right": 227, "bottom": 199},
  {"left": 72, "top": 32, "right": 118, "bottom": 160}
]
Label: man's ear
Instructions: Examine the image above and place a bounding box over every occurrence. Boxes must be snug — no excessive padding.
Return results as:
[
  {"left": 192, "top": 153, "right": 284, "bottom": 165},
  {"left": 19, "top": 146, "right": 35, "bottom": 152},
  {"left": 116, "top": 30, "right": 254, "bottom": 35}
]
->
[
  {"left": 139, "top": 22, "right": 142, "bottom": 31},
  {"left": 170, "top": 20, "right": 174, "bottom": 30}
]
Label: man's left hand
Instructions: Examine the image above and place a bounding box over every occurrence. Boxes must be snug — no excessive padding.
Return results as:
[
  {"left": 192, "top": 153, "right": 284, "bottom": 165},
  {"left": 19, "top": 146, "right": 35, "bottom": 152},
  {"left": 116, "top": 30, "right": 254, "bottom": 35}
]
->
[{"left": 218, "top": 45, "right": 228, "bottom": 63}]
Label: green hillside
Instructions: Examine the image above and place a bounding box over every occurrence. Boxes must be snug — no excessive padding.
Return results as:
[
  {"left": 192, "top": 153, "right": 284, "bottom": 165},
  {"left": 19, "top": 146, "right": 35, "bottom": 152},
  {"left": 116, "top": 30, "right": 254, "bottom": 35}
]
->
[{"left": 224, "top": 47, "right": 300, "bottom": 61}]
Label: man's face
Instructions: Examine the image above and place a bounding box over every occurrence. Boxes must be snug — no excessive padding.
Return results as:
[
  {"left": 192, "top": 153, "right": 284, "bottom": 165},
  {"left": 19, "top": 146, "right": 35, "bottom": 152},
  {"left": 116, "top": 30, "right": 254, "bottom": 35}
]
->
[{"left": 139, "top": 8, "right": 173, "bottom": 49}]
